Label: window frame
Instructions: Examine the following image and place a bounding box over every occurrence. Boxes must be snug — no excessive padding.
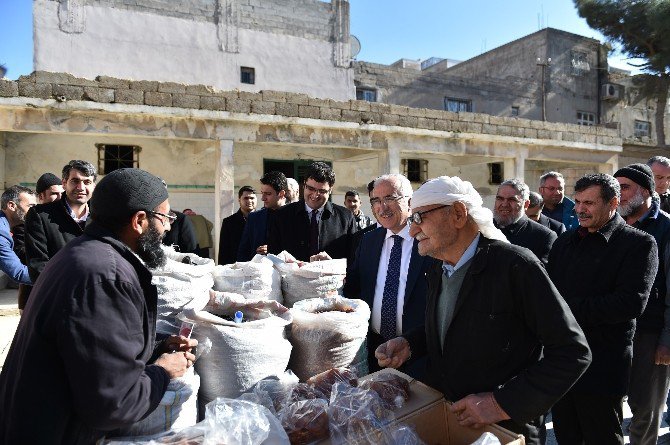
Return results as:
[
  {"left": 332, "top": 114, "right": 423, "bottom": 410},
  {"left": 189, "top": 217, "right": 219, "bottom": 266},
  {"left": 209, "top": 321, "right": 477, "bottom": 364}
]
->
[
  {"left": 402, "top": 159, "right": 428, "bottom": 183},
  {"left": 444, "top": 97, "right": 472, "bottom": 113},
  {"left": 576, "top": 111, "right": 596, "bottom": 126},
  {"left": 356, "top": 87, "right": 377, "bottom": 102},
  {"left": 96, "top": 144, "right": 141, "bottom": 174},
  {"left": 634, "top": 120, "right": 651, "bottom": 138},
  {"left": 240, "top": 66, "right": 255, "bottom": 85}
]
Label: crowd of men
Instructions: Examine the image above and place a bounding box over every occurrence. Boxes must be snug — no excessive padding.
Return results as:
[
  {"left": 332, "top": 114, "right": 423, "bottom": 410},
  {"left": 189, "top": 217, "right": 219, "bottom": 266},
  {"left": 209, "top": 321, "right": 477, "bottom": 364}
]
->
[{"left": 2, "top": 156, "right": 670, "bottom": 444}]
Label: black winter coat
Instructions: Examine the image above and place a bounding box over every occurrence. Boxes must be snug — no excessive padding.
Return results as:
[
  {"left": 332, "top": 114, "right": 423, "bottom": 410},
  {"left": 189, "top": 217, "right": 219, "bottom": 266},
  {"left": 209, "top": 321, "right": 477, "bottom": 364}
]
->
[
  {"left": 25, "top": 195, "right": 85, "bottom": 282},
  {"left": 268, "top": 200, "right": 356, "bottom": 262},
  {"left": 548, "top": 213, "right": 658, "bottom": 395},
  {"left": 496, "top": 216, "right": 557, "bottom": 265},
  {"left": 218, "top": 209, "right": 246, "bottom": 265},
  {"left": 406, "top": 236, "right": 590, "bottom": 441},
  {"left": 0, "top": 222, "right": 170, "bottom": 444}
]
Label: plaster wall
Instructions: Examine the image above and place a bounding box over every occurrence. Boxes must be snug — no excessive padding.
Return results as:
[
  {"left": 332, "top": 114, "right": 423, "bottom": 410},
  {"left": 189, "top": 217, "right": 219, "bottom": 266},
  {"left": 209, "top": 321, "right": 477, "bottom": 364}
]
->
[{"left": 34, "top": 1, "right": 354, "bottom": 100}]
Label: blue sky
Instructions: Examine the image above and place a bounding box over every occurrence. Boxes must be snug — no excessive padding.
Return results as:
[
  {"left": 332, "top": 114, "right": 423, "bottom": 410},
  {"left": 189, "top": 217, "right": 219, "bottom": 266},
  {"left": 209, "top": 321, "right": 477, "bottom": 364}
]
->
[{"left": 0, "top": 0, "right": 641, "bottom": 80}]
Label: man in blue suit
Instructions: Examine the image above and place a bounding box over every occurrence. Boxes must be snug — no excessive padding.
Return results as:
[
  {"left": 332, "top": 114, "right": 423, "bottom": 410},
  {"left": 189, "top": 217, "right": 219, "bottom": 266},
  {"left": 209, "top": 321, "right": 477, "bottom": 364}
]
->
[
  {"left": 343, "top": 173, "right": 434, "bottom": 379},
  {"left": 237, "top": 171, "right": 287, "bottom": 261}
]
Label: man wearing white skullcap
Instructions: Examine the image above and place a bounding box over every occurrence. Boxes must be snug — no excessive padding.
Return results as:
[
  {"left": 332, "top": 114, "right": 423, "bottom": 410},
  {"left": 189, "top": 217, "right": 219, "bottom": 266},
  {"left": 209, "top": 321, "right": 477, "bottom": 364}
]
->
[{"left": 375, "top": 176, "right": 591, "bottom": 444}]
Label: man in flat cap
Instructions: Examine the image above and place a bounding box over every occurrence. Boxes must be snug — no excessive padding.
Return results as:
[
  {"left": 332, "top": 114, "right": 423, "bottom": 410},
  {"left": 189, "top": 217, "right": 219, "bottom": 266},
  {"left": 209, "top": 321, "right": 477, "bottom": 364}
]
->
[
  {"left": 0, "top": 168, "right": 196, "bottom": 445},
  {"left": 374, "top": 176, "right": 591, "bottom": 444},
  {"left": 614, "top": 164, "right": 670, "bottom": 445},
  {"left": 35, "top": 172, "right": 64, "bottom": 204}
]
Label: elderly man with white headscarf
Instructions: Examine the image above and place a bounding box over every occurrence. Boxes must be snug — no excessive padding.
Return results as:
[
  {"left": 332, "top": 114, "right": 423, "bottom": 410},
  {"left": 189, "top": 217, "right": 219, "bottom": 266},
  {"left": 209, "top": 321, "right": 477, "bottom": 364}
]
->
[{"left": 375, "top": 176, "right": 591, "bottom": 445}]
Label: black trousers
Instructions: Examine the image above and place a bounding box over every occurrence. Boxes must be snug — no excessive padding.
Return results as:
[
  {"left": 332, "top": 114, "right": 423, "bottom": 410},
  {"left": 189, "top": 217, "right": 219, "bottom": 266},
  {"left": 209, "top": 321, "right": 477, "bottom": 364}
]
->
[{"left": 552, "top": 390, "right": 624, "bottom": 445}]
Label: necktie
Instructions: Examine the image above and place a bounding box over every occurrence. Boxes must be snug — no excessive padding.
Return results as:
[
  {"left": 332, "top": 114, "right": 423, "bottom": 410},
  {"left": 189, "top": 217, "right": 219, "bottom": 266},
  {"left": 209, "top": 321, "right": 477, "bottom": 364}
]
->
[
  {"left": 380, "top": 235, "right": 403, "bottom": 340},
  {"left": 309, "top": 209, "right": 319, "bottom": 256}
]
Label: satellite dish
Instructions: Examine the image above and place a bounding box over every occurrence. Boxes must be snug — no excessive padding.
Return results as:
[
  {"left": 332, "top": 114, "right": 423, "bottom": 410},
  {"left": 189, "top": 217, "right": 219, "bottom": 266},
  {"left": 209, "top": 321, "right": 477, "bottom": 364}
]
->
[{"left": 350, "top": 35, "right": 361, "bottom": 59}]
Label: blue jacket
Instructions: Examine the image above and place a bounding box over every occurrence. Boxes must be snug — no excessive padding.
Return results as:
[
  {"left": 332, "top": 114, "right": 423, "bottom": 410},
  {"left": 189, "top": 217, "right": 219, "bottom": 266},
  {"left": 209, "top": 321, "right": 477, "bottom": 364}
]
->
[
  {"left": 0, "top": 212, "right": 30, "bottom": 285},
  {"left": 237, "top": 208, "right": 270, "bottom": 262},
  {"left": 543, "top": 197, "right": 578, "bottom": 230}
]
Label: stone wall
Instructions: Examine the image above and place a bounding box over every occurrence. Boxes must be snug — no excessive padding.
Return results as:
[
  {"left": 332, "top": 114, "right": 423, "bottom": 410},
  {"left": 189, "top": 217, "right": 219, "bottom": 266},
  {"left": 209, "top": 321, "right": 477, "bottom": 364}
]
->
[{"left": 0, "top": 71, "right": 621, "bottom": 147}]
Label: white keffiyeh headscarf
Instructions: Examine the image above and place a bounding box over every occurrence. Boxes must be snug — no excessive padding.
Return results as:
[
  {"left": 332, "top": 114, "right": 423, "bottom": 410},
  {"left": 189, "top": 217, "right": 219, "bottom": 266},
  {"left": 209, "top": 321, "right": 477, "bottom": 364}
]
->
[{"left": 411, "top": 176, "right": 508, "bottom": 243}]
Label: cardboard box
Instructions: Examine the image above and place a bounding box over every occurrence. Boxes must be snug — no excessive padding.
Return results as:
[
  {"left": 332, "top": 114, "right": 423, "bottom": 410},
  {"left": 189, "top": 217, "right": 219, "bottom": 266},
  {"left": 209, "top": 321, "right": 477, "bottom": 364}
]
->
[{"left": 320, "top": 368, "right": 524, "bottom": 444}]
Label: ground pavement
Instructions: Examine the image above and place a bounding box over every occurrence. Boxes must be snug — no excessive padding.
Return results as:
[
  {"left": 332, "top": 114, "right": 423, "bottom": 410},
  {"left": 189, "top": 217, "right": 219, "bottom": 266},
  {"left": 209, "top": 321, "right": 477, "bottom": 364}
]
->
[{"left": 1, "top": 288, "right": 670, "bottom": 443}]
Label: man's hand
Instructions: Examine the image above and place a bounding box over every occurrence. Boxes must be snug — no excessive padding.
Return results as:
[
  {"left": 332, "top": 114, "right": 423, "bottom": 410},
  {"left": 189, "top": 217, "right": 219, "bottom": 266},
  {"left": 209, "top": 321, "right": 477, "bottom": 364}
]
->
[
  {"left": 161, "top": 335, "right": 198, "bottom": 354},
  {"left": 655, "top": 345, "right": 670, "bottom": 365},
  {"left": 450, "top": 393, "right": 511, "bottom": 428},
  {"left": 375, "top": 337, "right": 411, "bottom": 369},
  {"left": 310, "top": 251, "right": 332, "bottom": 262},
  {"left": 154, "top": 350, "right": 196, "bottom": 379},
  {"left": 256, "top": 244, "right": 268, "bottom": 255}
]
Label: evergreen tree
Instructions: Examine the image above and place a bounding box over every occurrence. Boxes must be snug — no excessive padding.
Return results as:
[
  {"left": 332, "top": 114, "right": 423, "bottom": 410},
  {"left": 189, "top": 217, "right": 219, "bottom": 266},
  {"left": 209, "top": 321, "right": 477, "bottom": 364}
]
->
[{"left": 574, "top": 0, "right": 670, "bottom": 146}]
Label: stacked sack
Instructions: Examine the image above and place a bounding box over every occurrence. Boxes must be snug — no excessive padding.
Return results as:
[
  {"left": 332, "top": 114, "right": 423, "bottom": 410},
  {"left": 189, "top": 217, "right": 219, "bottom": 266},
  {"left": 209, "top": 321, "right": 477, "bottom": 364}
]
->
[
  {"left": 182, "top": 291, "right": 293, "bottom": 414},
  {"left": 273, "top": 253, "right": 346, "bottom": 308},
  {"left": 288, "top": 296, "right": 370, "bottom": 381},
  {"left": 152, "top": 246, "right": 215, "bottom": 335},
  {"left": 213, "top": 255, "right": 282, "bottom": 303}
]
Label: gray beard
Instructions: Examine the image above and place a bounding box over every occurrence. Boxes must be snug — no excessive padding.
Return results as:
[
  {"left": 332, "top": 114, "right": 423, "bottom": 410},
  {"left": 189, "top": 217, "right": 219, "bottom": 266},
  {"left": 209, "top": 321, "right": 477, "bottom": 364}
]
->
[
  {"left": 619, "top": 192, "right": 645, "bottom": 218},
  {"left": 494, "top": 212, "right": 523, "bottom": 228}
]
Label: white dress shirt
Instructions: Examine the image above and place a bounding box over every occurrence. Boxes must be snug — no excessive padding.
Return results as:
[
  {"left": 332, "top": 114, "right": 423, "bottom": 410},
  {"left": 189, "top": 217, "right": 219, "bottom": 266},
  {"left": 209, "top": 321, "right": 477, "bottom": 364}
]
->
[{"left": 371, "top": 224, "right": 414, "bottom": 336}]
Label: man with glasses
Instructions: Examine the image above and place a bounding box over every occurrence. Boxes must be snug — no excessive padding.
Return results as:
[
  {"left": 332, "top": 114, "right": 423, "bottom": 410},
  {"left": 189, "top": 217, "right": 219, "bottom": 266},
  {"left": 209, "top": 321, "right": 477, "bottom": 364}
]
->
[
  {"left": 25, "top": 160, "right": 97, "bottom": 282},
  {"left": 268, "top": 161, "right": 356, "bottom": 262},
  {"left": 539, "top": 171, "right": 578, "bottom": 230},
  {"left": 0, "top": 168, "right": 196, "bottom": 444},
  {"left": 375, "top": 176, "right": 590, "bottom": 444},
  {"left": 343, "top": 174, "right": 435, "bottom": 379},
  {"left": 493, "top": 179, "right": 556, "bottom": 266}
]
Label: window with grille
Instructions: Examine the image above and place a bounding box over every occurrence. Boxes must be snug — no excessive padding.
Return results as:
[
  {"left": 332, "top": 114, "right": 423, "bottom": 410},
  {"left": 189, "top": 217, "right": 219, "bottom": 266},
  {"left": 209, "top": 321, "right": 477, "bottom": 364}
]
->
[
  {"left": 511, "top": 106, "right": 520, "bottom": 117},
  {"left": 444, "top": 97, "right": 472, "bottom": 113},
  {"left": 634, "top": 120, "right": 651, "bottom": 138},
  {"left": 571, "top": 51, "right": 590, "bottom": 76},
  {"left": 96, "top": 144, "right": 141, "bottom": 174},
  {"left": 576, "top": 111, "right": 595, "bottom": 126},
  {"left": 356, "top": 88, "right": 377, "bottom": 102},
  {"left": 241, "top": 67, "right": 255, "bottom": 84},
  {"left": 402, "top": 159, "right": 428, "bottom": 183}
]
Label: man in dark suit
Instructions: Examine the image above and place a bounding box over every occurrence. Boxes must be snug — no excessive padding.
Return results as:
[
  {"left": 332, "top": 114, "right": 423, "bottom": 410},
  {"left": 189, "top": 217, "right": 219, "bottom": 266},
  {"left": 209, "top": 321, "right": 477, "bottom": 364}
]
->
[
  {"left": 375, "top": 176, "right": 590, "bottom": 444},
  {"left": 268, "top": 162, "right": 356, "bottom": 262},
  {"left": 343, "top": 174, "right": 434, "bottom": 379},
  {"left": 217, "top": 186, "right": 256, "bottom": 265},
  {"left": 25, "top": 160, "right": 97, "bottom": 283},
  {"left": 237, "top": 171, "right": 287, "bottom": 261},
  {"left": 526, "top": 191, "right": 566, "bottom": 236},
  {"left": 493, "top": 179, "right": 557, "bottom": 265}
]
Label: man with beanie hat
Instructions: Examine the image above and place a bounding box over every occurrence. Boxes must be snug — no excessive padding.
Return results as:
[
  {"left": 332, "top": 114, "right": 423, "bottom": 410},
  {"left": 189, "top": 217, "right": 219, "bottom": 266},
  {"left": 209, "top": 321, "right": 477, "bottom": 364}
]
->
[
  {"left": 375, "top": 176, "right": 591, "bottom": 444},
  {"left": 25, "top": 160, "right": 97, "bottom": 283},
  {"left": 0, "top": 168, "right": 197, "bottom": 445},
  {"left": 35, "top": 172, "right": 64, "bottom": 204},
  {"left": 614, "top": 163, "right": 670, "bottom": 445}
]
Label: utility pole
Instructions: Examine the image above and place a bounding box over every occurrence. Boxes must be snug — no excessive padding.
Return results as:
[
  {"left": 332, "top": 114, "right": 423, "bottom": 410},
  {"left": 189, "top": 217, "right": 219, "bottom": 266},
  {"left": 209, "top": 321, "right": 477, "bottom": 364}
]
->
[{"left": 536, "top": 57, "right": 551, "bottom": 121}]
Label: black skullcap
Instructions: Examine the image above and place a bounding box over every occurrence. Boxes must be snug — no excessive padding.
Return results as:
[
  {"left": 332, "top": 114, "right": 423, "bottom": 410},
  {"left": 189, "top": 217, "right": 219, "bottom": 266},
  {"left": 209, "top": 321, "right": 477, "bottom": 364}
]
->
[
  {"left": 90, "top": 168, "right": 168, "bottom": 221},
  {"left": 614, "top": 163, "right": 655, "bottom": 192},
  {"left": 35, "top": 173, "right": 61, "bottom": 194}
]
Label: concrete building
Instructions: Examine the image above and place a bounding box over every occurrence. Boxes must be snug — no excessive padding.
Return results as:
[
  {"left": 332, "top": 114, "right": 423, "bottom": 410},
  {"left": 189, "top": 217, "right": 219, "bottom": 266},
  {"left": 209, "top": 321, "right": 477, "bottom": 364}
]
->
[
  {"left": 34, "top": 0, "right": 355, "bottom": 101},
  {"left": 0, "top": 72, "right": 622, "bottom": 260}
]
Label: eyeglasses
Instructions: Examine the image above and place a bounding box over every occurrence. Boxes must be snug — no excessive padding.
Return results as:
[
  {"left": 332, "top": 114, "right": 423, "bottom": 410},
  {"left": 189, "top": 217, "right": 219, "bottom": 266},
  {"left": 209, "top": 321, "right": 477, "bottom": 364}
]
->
[
  {"left": 147, "top": 210, "right": 177, "bottom": 227},
  {"left": 408, "top": 205, "right": 449, "bottom": 225},
  {"left": 304, "top": 184, "right": 331, "bottom": 196},
  {"left": 540, "top": 186, "right": 563, "bottom": 193},
  {"left": 369, "top": 195, "right": 407, "bottom": 207}
]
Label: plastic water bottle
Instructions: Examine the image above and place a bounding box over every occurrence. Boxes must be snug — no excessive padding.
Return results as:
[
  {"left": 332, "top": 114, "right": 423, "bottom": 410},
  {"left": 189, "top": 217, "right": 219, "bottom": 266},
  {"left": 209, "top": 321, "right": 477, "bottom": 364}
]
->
[{"left": 234, "top": 311, "right": 243, "bottom": 324}]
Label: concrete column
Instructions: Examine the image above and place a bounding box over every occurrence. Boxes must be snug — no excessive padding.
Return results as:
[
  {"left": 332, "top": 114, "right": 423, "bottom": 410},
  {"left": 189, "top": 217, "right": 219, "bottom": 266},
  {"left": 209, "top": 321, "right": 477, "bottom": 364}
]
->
[
  {"left": 503, "top": 152, "right": 527, "bottom": 181},
  {"left": 217, "top": 0, "right": 239, "bottom": 53},
  {"left": 332, "top": 0, "right": 350, "bottom": 67},
  {"left": 380, "top": 140, "right": 401, "bottom": 175},
  {"left": 214, "top": 139, "right": 235, "bottom": 262},
  {"left": 598, "top": 156, "right": 618, "bottom": 175}
]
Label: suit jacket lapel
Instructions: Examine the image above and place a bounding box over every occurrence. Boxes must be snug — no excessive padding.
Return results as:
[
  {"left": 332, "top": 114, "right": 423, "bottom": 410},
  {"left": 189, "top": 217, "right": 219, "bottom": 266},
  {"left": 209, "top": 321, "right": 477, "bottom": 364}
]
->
[
  {"left": 403, "top": 239, "right": 424, "bottom": 307},
  {"left": 363, "top": 228, "right": 386, "bottom": 304}
]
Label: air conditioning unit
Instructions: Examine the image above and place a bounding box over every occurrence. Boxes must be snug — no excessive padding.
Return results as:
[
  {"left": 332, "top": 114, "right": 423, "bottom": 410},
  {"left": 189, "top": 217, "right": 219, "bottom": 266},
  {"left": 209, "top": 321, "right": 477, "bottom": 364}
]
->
[{"left": 601, "top": 83, "right": 622, "bottom": 100}]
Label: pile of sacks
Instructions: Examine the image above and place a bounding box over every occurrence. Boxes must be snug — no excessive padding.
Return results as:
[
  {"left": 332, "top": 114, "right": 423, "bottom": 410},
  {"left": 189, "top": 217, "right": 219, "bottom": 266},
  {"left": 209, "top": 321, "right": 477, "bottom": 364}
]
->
[{"left": 109, "top": 247, "right": 370, "bottom": 442}]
